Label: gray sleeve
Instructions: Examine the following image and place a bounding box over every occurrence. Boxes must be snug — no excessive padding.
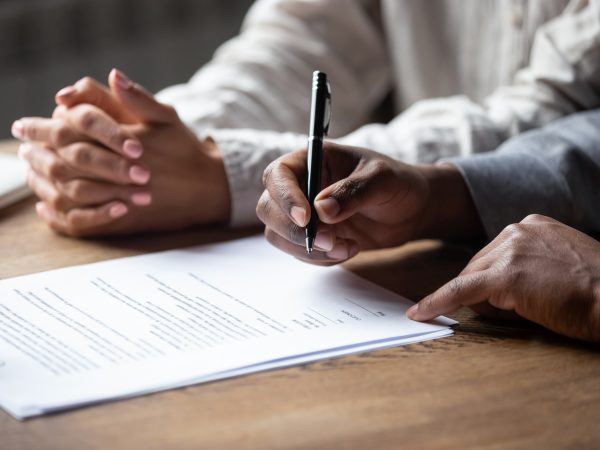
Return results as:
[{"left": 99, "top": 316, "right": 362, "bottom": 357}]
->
[{"left": 445, "top": 109, "right": 600, "bottom": 240}]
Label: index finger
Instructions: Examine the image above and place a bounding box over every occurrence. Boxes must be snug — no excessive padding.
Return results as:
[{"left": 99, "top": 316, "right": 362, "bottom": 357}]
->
[
  {"left": 55, "top": 104, "right": 143, "bottom": 159},
  {"left": 262, "top": 151, "right": 311, "bottom": 228},
  {"left": 407, "top": 271, "right": 493, "bottom": 321}
]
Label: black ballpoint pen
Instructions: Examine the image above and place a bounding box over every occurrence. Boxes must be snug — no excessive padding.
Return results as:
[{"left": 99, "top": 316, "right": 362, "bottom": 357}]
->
[{"left": 305, "top": 71, "right": 331, "bottom": 253}]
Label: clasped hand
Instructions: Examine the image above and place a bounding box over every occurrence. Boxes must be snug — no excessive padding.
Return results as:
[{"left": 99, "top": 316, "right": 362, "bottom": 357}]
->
[{"left": 12, "top": 69, "right": 229, "bottom": 237}]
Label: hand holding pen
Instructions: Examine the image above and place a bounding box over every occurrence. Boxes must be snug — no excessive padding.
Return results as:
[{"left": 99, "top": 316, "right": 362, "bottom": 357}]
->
[{"left": 257, "top": 71, "right": 437, "bottom": 265}]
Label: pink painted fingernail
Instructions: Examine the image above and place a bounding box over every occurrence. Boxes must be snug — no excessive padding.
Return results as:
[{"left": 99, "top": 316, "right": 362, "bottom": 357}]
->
[
  {"left": 113, "top": 68, "right": 132, "bottom": 91},
  {"left": 129, "top": 166, "right": 150, "bottom": 185},
  {"left": 11, "top": 120, "right": 24, "bottom": 139},
  {"left": 406, "top": 304, "right": 419, "bottom": 319},
  {"left": 315, "top": 197, "right": 340, "bottom": 219},
  {"left": 131, "top": 192, "right": 152, "bottom": 206},
  {"left": 290, "top": 206, "right": 307, "bottom": 227},
  {"left": 123, "top": 139, "right": 143, "bottom": 159},
  {"left": 314, "top": 231, "right": 334, "bottom": 251},
  {"left": 55, "top": 86, "right": 76, "bottom": 98},
  {"left": 109, "top": 203, "right": 128, "bottom": 218},
  {"left": 326, "top": 242, "right": 349, "bottom": 260}
]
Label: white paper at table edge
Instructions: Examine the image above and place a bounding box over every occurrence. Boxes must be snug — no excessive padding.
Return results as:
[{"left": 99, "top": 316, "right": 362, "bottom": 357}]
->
[
  {"left": 8, "top": 329, "right": 453, "bottom": 420},
  {"left": 0, "top": 235, "right": 458, "bottom": 419}
]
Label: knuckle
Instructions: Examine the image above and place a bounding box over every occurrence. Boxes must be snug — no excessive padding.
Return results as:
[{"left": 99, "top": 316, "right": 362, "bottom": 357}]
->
[
  {"left": 275, "top": 183, "right": 296, "bottom": 211},
  {"left": 20, "top": 120, "right": 37, "bottom": 140},
  {"left": 256, "top": 192, "right": 273, "bottom": 223},
  {"left": 64, "top": 213, "right": 84, "bottom": 237},
  {"left": 447, "top": 277, "right": 464, "bottom": 296},
  {"left": 52, "top": 105, "right": 67, "bottom": 119},
  {"left": 47, "top": 159, "right": 67, "bottom": 179},
  {"left": 503, "top": 223, "right": 525, "bottom": 238},
  {"left": 522, "top": 213, "right": 545, "bottom": 224},
  {"left": 61, "top": 180, "right": 87, "bottom": 201},
  {"left": 76, "top": 77, "right": 95, "bottom": 91},
  {"left": 109, "top": 129, "right": 126, "bottom": 149},
  {"left": 76, "top": 106, "right": 97, "bottom": 131},
  {"left": 262, "top": 162, "right": 276, "bottom": 188},
  {"left": 114, "top": 158, "right": 130, "bottom": 180},
  {"left": 47, "top": 191, "right": 68, "bottom": 211},
  {"left": 504, "top": 245, "right": 526, "bottom": 269},
  {"left": 69, "top": 143, "right": 92, "bottom": 167},
  {"left": 50, "top": 124, "right": 70, "bottom": 145}
]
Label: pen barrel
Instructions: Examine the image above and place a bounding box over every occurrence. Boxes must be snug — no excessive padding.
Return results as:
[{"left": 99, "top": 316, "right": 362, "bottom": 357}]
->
[
  {"left": 305, "top": 71, "right": 330, "bottom": 251},
  {"left": 306, "top": 135, "right": 323, "bottom": 240}
]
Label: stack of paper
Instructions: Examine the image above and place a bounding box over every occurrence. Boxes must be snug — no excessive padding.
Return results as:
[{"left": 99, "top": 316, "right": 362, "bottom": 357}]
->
[
  {"left": 0, "top": 153, "right": 30, "bottom": 210},
  {"left": 0, "top": 236, "right": 455, "bottom": 420}
]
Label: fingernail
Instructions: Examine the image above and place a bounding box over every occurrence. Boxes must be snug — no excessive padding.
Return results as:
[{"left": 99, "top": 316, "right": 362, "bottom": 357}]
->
[
  {"left": 11, "top": 120, "right": 24, "bottom": 139},
  {"left": 131, "top": 192, "right": 152, "bottom": 206},
  {"left": 129, "top": 166, "right": 150, "bottom": 185},
  {"left": 315, "top": 198, "right": 340, "bottom": 219},
  {"left": 314, "top": 231, "right": 334, "bottom": 251},
  {"left": 406, "top": 304, "right": 419, "bottom": 319},
  {"left": 327, "top": 242, "right": 349, "bottom": 260},
  {"left": 109, "top": 203, "right": 128, "bottom": 218},
  {"left": 18, "top": 143, "right": 32, "bottom": 160},
  {"left": 123, "top": 139, "right": 143, "bottom": 159},
  {"left": 55, "top": 86, "right": 76, "bottom": 98},
  {"left": 113, "top": 69, "right": 132, "bottom": 91},
  {"left": 290, "top": 206, "right": 307, "bottom": 227}
]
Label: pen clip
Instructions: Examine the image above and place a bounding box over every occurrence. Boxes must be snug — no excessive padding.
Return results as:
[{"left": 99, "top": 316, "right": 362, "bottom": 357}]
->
[{"left": 323, "top": 79, "right": 331, "bottom": 136}]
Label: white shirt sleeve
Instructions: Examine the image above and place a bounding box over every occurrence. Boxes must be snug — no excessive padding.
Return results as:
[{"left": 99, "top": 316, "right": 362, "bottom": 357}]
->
[
  {"left": 157, "top": 0, "right": 390, "bottom": 137},
  {"left": 159, "top": 0, "right": 600, "bottom": 228},
  {"left": 157, "top": 0, "right": 390, "bottom": 227}
]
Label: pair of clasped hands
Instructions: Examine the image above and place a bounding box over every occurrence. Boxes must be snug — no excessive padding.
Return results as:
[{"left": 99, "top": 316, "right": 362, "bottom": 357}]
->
[{"left": 13, "top": 70, "right": 600, "bottom": 342}]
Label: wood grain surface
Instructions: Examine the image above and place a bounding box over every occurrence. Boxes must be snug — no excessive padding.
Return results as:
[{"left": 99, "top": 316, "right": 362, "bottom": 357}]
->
[{"left": 0, "top": 141, "right": 598, "bottom": 450}]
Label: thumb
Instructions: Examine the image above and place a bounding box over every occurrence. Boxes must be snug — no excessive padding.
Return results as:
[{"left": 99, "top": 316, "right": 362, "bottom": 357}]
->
[
  {"left": 314, "top": 165, "right": 398, "bottom": 224},
  {"left": 109, "top": 68, "right": 178, "bottom": 124},
  {"left": 55, "top": 77, "right": 137, "bottom": 124}
]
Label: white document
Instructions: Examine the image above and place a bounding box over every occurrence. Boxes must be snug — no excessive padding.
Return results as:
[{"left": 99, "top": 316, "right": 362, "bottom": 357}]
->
[
  {"left": 0, "top": 236, "right": 455, "bottom": 420},
  {"left": 0, "top": 153, "right": 30, "bottom": 210}
]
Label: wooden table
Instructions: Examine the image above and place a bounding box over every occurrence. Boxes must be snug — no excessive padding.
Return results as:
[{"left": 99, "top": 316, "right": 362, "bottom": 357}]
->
[{"left": 0, "top": 141, "right": 599, "bottom": 450}]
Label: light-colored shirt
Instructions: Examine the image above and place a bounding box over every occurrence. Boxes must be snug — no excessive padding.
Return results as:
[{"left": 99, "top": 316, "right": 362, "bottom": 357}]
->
[{"left": 157, "top": 0, "right": 600, "bottom": 227}]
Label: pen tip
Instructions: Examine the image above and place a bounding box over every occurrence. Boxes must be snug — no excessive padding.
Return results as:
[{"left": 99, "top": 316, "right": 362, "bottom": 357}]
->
[{"left": 306, "top": 237, "right": 314, "bottom": 254}]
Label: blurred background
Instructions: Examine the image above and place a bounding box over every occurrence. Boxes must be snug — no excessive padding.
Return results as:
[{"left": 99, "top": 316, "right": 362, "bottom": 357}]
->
[{"left": 0, "top": 0, "right": 253, "bottom": 139}]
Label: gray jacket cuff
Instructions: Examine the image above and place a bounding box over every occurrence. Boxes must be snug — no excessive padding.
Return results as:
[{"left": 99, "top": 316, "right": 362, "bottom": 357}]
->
[
  {"left": 446, "top": 148, "right": 572, "bottom": 240},
  {"left": 444, "top": 109, "right": 600, "bottom": 240}
]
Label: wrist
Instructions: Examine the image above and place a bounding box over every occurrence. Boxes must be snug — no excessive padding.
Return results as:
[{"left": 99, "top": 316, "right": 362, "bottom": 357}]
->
[
  {"left": 193, "top": 137, "right": 231, "bottom": 226},
  {"left": 414, "top": 163, "right": 485, "bottom": 241}
]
